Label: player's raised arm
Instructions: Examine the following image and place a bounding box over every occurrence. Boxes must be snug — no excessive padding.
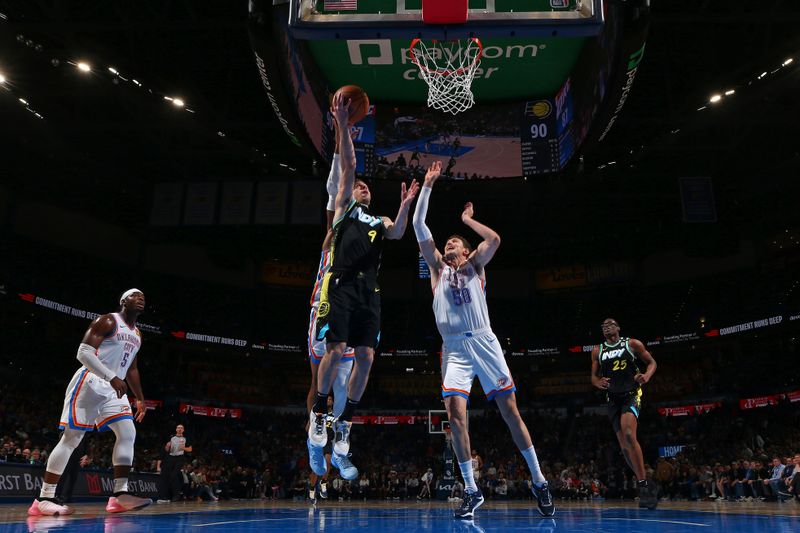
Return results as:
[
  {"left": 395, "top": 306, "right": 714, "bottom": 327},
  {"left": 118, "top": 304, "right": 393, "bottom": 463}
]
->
[
  {"left": 412, "top": 161, "right": 444, "bottom": 278},
  {"left": 332, "top": 93, "right": 356, "bottom": 224},
  {"left": 383, "top": 179, "right": 420, "bottom": 240},
  {"left": 462, "top": 202, "right": 501, "bottom": 269},
  {"left": 325, "top": 114, "right": 343, "bottom": 232},
  {"left": 629, "top": 338, "right": 657, "bottom": 385}
]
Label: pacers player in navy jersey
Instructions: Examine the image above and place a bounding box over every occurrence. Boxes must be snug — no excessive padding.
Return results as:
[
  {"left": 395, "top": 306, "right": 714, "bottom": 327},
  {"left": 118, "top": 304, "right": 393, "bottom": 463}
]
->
[
  {"left": 308, "top": 93, "right": 419, "bottom": 479},
  {"left": 28, "top": 290, "right": 152, "bottom": 517},
  {"left": 412, "top": 162, "right": 554, "bottom": 520},
  {"left": 591, "top": 318, "right": 658, "bottom": 509},
  {"left": 306, "top": 114, "right": 355, "bottom": 484}
]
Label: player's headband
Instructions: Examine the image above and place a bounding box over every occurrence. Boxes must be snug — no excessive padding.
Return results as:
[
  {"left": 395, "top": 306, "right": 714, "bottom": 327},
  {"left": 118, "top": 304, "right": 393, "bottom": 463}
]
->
[{"left": 119, "top": 288, "right": 143, "bottom": 304}]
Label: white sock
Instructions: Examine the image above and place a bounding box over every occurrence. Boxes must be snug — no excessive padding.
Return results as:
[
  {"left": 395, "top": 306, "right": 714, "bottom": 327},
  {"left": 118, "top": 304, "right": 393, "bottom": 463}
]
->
[
  {"left": 39, "top": 482, "right": 57, "bottom": 499},
  {"left": 521, "top": 446, "right": 546, "bottom": 485},
  {"left": 459, "top": 460, "right": 478, "bottom": 493},
  {"left": 113, "top": 477, "right": 129, "bottom": 494}
]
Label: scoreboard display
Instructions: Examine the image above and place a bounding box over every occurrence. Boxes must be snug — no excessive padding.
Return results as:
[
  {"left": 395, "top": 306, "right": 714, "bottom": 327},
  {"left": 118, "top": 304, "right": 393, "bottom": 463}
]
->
[{"left": 520, "top": 78, "right": 575, "bottom": 175}]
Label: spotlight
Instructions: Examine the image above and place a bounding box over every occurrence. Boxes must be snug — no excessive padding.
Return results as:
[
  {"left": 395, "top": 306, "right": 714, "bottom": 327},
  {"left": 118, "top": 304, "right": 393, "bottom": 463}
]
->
[
  {"left": 784, "top": 58, "right": 794, "bottom": 66},
  {"left": 172, "top": 98, "right": 184, "bottom": 107},
  {"left": 77, "top": 62, "right": 91, "bottom": 72},
  {"left": 0, "top": 73, "right": 6, "bottom": 84},
  {"left": 18, "top": 98, "right": 27, "bottom": 105},
  {"left": 108, "top": 67, "right": 118, "bottom": 75},
  {"left": 709, "top": 94, "right": 722, "bottom": 103},
  {"left": 724, "top": 89, "right": 735, "bottom": 96}
]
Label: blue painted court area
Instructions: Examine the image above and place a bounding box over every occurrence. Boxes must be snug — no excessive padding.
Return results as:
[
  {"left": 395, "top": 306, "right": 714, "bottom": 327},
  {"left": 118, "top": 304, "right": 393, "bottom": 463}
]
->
[
  {"left": 376, "top": 137, "right": 473, "bottom": 158},
  {"left": 7, "top": 503, "right": 800, "bottom": 533}
]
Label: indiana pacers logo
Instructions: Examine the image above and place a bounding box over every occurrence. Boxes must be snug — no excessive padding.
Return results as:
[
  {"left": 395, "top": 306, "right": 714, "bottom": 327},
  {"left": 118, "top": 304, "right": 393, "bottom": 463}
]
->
[
  {"left": 318, "top": 301, "right": 330, "bottom": 318},
  {"left": 525, "top": 100, "right": 551, "bottom": 119}
]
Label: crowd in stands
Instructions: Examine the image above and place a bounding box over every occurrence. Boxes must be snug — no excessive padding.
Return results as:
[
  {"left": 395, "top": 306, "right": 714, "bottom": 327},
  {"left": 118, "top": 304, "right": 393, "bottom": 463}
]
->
[{"left": 3, "top": 373, "right": 799, "bottom": 504}]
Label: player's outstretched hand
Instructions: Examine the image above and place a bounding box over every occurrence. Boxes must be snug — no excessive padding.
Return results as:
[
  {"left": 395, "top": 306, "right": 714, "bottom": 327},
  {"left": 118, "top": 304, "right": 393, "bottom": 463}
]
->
[
  {"left": 401, "top": 179, "right": 420, "bottom": 208},
  {"left": 461, "top": 202, "right": 474, "bottom": 222},
  {"left": 634, "top": 373, "right": 650, "bottom": 385},
  {"left": 331, "top": 92, "right": 351, "bottom": 129},
  {"left": 134, "top": 399, "right": 147, "bottom": 422},
  {"left": 109, "top": 377, "right": 128, "bottom": 398},
  {"left": 424, "top": 160, "right": 442, "bottom": 187}
]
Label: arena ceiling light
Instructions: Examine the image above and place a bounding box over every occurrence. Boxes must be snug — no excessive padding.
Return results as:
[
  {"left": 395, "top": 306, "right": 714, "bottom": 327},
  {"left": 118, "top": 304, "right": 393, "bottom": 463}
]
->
[
  {"left": 724, "top": 89, "right": 735, "bottom": 96},
  {"left": 108, "top": 67, "right": 118, "bottom": 75},
  {"left": 172, "top": 98, "right": 184, "bottom": 107},
  {"left": 76, "top": 62, "right": 91, "bottom": 73},
  {"left": 0, "top": 73, "right": 6, "bottom": 84},
  {"left": 784, "top": 58, "right": 794, "bottom": 66},
  {"left": 708, "top": 94, "right": 722, "bottom": 104}
]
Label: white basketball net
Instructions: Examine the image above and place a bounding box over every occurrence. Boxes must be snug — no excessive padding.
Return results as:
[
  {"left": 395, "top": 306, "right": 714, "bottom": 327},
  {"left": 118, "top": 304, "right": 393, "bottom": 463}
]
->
[{"left": 410, "top": 38, "right": 483, "bottom": 115}]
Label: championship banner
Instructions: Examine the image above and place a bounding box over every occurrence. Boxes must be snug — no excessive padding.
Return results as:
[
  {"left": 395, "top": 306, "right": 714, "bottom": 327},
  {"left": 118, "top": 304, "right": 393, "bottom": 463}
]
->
[
  {"left": 150, "top": 182, "right": 184, "bottom": 226},
  {"left": 179, "top": 403, "right": 242, "bottom": 419},
  {"left": 0, "top": 463, "right": 158, "bottom": 498}
]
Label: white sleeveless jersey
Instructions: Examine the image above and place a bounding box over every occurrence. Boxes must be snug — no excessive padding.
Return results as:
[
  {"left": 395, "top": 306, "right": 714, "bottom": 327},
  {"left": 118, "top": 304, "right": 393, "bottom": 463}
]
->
[
  {"left": 432, "top": 262, "right": 491, "bottom": 336},
  {"left": 309, "top": 249, "right": 331, "bottom": 308},
  {"left": 93, "top": 313, "right": 142, "bottom": 379}
]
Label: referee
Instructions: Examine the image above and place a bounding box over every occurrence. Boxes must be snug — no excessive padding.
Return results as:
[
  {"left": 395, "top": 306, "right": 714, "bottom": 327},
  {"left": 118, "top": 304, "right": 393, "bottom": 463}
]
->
[{"left": 157, "top": 424, "right": 192, "bottom": 503}]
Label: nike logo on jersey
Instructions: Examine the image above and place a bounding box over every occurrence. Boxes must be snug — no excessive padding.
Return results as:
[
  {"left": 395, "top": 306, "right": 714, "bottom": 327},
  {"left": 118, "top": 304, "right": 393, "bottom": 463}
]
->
[
  {"left": 351, "top": 206, "right": 382, "bottom": 227},
  {"left": 600, "top": 348, "right": 625, "bottom": 361}
]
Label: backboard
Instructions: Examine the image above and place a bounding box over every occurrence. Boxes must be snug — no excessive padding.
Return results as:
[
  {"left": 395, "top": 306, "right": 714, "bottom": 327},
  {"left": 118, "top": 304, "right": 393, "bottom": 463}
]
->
[{"left": 289, "top": 1, "right": 604, "bottom": 40}]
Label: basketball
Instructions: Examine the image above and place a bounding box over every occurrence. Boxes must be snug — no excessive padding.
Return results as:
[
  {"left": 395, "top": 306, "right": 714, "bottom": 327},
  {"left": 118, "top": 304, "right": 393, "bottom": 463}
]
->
[{"left": 334, "top": 85, "right": 369, "bottom": 124}]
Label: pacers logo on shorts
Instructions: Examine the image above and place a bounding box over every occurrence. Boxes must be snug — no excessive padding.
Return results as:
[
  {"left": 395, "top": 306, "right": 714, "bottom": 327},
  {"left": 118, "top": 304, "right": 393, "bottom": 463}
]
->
[
  {"left": 497, "top": 377, "right": 508, "bottom": 387},
  {"left": 120, "top": 405, "right": 131, "bottom": 413},
  {"left": 318, "top": 301, "right": 330, "bottom": 318}
]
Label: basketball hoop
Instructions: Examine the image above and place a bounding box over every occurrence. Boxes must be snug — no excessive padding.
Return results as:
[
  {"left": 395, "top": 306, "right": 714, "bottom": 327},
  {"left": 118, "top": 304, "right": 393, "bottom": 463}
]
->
[{"left": 409, "top": 38, "right": 483, "bottom": 115}]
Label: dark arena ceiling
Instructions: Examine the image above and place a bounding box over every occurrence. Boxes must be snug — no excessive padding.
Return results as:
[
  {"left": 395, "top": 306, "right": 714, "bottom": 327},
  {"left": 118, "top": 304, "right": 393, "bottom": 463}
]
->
[{"left": 1, "top": 0, "right": 799, "bottom": 263}]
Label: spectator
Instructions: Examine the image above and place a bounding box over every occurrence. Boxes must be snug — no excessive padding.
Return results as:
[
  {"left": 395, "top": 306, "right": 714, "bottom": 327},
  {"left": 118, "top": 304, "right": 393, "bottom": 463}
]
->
[{"left": 763, "top": 456, "right": 785, "bottom": 500}]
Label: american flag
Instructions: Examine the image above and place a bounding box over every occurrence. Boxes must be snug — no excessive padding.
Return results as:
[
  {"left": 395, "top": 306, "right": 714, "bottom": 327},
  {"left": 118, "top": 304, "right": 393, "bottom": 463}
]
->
[{"left": 324, "top": 0, "right": 358, "bottom": 11}]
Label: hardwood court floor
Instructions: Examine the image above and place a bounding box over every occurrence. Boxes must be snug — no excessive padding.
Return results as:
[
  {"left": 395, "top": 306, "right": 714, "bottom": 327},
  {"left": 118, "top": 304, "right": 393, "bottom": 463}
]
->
[{"left": 5, "top": 499, "right": 800, "bottom": 532}]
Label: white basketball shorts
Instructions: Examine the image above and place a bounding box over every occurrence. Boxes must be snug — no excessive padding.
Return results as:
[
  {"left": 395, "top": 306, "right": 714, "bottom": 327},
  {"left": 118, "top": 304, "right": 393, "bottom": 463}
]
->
[{"left": 440, "top": 328, "right": 516, "bottom": 401}]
